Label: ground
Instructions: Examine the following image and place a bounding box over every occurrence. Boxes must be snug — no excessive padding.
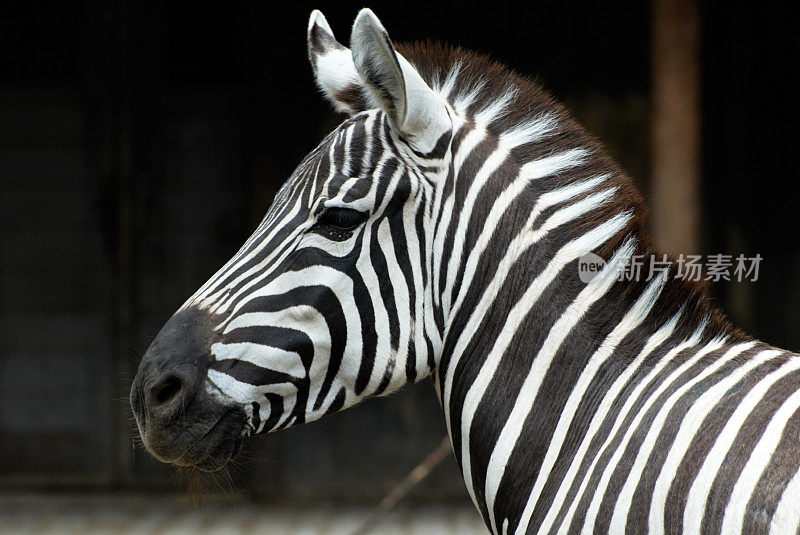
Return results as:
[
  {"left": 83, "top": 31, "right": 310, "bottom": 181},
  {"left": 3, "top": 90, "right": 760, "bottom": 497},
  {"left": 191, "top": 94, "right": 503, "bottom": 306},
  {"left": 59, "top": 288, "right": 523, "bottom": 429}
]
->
[{"left": 0, "top": 494, "right": 485, "bottom": 534}]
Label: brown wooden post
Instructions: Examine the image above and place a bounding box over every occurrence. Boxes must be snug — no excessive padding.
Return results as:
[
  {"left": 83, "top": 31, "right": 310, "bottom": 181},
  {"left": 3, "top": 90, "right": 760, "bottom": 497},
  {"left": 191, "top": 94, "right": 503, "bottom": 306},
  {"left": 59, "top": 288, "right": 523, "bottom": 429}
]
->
[{"left": 651, "top": 0, "right": 701, "bottom": 255}]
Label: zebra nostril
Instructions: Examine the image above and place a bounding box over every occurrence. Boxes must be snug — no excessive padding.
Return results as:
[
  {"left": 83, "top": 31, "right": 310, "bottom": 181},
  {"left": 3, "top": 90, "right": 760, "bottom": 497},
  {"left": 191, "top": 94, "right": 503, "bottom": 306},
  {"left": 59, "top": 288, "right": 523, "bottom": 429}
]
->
[{"left": 150, "top": 375, "right": 183, "bottom": 407}]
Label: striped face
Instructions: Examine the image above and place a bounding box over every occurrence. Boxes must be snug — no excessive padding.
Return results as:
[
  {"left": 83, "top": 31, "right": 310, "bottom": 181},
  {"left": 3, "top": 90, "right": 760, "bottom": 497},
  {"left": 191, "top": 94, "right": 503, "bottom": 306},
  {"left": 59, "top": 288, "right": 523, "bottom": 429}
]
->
[
  {"left": 130, "top": 8, "right": 453, "bottom": 469},
  {"left": 185, "top": 109, "right": 446, "bottom": 434}
]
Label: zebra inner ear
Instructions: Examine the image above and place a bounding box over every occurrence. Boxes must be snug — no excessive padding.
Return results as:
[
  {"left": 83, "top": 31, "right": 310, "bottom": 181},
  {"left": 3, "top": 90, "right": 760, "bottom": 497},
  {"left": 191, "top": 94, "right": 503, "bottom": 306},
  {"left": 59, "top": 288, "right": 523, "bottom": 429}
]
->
[
  {"left": 350, "top": 9, "right": 450, "bottom": 153},
  {"left": 307, "top": 10, "right": 369, "bottom": 115}
]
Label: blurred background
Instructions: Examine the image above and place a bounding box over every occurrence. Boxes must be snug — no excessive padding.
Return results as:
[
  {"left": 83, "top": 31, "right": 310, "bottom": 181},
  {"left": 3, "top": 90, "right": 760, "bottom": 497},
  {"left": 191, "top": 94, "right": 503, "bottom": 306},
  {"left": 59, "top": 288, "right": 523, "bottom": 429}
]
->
[{"left": 1, "top": 0, "right": 799, "bottom": 533}]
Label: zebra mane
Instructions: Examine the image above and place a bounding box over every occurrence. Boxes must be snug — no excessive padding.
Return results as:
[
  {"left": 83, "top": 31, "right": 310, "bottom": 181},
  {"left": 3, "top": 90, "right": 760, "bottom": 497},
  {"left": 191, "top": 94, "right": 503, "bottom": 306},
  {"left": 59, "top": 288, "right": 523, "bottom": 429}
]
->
[
  {"left": 398, "top": 41, "right": 566, "bottom": 137},
  {"left": 397, "top": 40, "right": 743, "bottom": 343}
]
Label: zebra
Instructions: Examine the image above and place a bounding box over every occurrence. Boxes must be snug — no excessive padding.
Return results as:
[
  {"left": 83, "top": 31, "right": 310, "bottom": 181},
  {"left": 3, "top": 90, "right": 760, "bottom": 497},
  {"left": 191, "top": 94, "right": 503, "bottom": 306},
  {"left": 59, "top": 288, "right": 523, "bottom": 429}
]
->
[{"left": 130, "top": 9, "right": 800, "bottom": 534}]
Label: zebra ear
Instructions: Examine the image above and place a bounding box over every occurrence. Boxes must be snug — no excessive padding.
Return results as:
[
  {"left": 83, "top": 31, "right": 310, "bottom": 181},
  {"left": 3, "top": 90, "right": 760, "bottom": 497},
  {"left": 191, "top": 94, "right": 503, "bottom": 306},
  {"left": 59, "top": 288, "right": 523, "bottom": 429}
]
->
[
  {"left": 350, "top": 9, "right": 450, "bottom": 152},
  {"left": 307, "top": 10, "right": 369, "bottom": 115}
]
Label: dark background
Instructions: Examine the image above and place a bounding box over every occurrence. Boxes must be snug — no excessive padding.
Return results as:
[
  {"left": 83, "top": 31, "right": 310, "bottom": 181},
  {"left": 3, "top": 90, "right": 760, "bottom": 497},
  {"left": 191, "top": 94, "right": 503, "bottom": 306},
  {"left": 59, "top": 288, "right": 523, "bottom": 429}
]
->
[{"left": 1, "top": 1, "right": 798, "bottom": 503}]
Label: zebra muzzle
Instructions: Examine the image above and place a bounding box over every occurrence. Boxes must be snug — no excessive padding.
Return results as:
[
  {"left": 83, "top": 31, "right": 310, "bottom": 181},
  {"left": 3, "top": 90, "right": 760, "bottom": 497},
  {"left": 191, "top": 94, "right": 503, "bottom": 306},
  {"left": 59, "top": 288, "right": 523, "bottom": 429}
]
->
[{"left": 130, "top": 306, "right": 245, "bottom": 470}]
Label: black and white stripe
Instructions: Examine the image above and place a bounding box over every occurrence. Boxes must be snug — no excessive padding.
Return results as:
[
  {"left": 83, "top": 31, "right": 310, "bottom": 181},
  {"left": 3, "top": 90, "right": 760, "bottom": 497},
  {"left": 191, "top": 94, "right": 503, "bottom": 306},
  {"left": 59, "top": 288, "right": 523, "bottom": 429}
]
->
[{"left": 152, "top": 9, "right": 800, "bottom": 534}]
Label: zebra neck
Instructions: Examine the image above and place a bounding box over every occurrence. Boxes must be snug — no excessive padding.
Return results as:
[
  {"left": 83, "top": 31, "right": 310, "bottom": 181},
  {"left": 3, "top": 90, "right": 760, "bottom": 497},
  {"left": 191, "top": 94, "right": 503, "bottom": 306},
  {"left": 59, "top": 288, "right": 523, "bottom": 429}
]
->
[
  {"left": 425, "top": 83, "right": 740, "bottom": 500},
  {"left": 430, "top": 113, "right": 738, "bottom": 394},
  {"left": 431, "top": 184, "right": 752, "bottom": 501}
]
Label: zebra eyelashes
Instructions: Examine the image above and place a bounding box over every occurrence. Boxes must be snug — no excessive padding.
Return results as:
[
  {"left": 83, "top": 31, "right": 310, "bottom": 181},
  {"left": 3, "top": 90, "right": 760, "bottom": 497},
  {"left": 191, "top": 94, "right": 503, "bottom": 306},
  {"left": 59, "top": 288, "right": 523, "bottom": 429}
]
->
[
  {"left": 320, "top": 207, "right": 368, "bottom": 231},
  {"left": 315, "top": 207, "right": 369, "bottom": 240}
]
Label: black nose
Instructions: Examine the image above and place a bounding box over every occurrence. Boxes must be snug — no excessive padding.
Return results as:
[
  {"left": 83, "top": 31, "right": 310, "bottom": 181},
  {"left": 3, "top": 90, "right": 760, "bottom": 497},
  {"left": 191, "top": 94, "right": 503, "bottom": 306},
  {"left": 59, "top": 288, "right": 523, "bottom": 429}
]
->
[
  {"left": 130, "top": 306, "right": 220, "bottom": 437},
  {"left": 132, "top": 360, "right": 207, "bottom": 433},
  {"left": 142, "top": 366, "right": 199, "bottom": 422},
  {"left": 150, "top": 373, "right": 184, "bottom": 408}
]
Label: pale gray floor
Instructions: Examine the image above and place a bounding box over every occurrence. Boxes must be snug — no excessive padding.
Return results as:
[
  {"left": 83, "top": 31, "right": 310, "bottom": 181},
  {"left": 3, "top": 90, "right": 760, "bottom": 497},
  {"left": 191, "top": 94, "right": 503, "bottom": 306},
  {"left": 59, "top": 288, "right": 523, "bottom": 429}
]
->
[{"left": 0, "top": 495, "right": 487, "bottom": 535}]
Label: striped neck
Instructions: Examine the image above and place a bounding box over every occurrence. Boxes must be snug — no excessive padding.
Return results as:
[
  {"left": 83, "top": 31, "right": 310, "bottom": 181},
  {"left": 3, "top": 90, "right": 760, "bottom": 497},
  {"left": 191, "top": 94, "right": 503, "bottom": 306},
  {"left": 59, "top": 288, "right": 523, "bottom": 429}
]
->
[
  {"left": 395, "top": 40, "right": 741, "bottom": 388},
  {"left": 404, "top": 42, "right": 748, "bottom": 531}
]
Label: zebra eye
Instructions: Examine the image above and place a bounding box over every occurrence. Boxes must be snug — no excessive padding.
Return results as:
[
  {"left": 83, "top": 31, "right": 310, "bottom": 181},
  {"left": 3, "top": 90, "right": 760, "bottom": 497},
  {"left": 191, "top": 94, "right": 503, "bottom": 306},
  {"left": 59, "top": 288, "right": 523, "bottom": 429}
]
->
[{"left": 318, "top": 207, "right": 368, "bottom": 232}]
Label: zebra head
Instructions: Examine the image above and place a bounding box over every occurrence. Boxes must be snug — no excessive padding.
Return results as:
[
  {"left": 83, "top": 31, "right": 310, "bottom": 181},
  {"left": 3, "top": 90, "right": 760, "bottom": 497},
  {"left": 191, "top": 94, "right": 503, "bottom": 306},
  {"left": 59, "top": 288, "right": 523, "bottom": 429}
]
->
[{"left": 130, "top": 9, "right": 453, "bottom": 470}]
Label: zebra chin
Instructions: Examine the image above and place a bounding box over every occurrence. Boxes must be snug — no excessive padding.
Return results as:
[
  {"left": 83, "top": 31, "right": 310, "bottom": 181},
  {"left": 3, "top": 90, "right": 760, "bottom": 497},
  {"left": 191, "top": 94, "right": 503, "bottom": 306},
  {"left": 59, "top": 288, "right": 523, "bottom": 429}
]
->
[{"left": 130, "top": 306, "right": 248, "bottom": 472}]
